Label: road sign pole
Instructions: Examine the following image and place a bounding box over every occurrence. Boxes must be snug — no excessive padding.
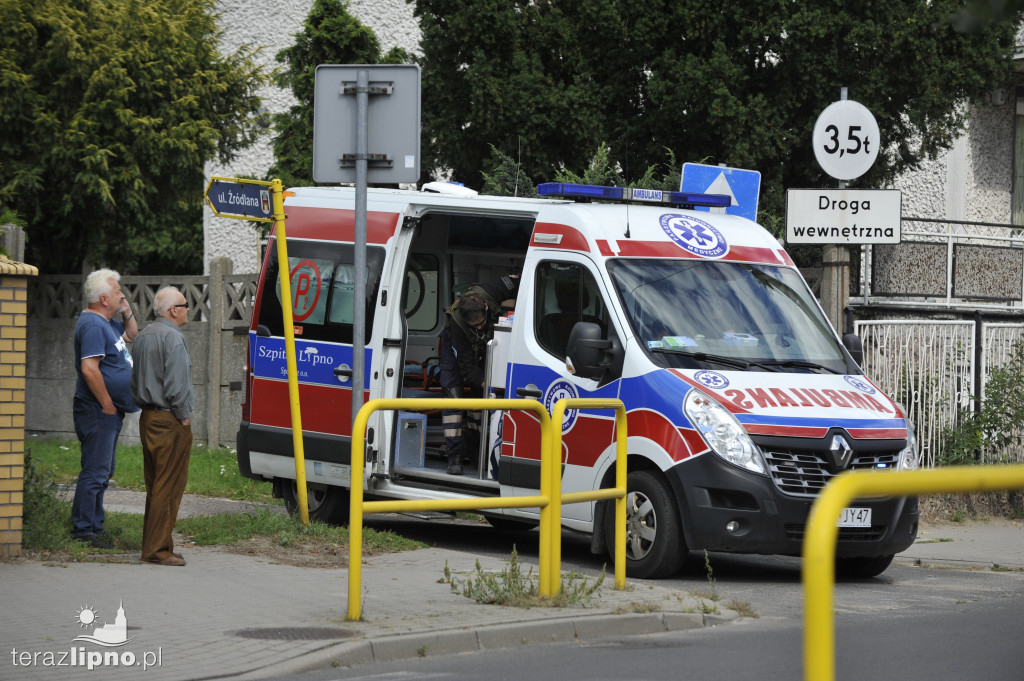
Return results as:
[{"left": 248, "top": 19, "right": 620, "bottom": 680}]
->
[
  {"left": 353, "top": 69, "right": 368, "bottom": 435},
  {"left": 272, "top": 178, "right": 310, "bottom": 525},
  {"left": 819, "top": 88, "right": 854, "bottom": 334},
  {"left": 204, "top": 175, "right": 309, "bottom": 524}
]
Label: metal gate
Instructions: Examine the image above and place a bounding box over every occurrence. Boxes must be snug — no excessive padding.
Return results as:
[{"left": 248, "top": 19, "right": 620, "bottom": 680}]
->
[{"left": 856, "top": 320, "right": 1024, "bottom": 467}]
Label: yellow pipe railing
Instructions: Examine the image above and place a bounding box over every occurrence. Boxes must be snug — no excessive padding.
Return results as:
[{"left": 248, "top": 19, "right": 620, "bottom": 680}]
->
[
  {"left": 548, "top": 398, "right": 628, "bottom": 595},
  {"left": 347, "top": 397, "right": 553, "bottom": 620},
  {"left": 803, "top": 464, "right": 1024, "bottom": 681}
]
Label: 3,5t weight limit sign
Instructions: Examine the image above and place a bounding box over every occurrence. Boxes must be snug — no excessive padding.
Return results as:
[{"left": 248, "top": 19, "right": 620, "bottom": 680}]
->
[{"left": 812, "top": 100, "right": 880, "bottom": 181}]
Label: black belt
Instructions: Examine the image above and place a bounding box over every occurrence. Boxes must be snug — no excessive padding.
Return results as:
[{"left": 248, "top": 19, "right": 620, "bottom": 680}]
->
[{"left": 141, "top": 404, "right": 172, "bottom": 412}]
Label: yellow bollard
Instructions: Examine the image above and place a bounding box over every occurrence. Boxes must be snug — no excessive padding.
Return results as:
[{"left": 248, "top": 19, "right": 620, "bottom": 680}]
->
[{"left": 803, "top": 464, "right": 1024, "bottom": 681}]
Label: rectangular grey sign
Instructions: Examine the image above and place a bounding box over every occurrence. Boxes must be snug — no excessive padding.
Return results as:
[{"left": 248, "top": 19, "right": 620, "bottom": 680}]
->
[{"left": 312, "top": 64, "right": 421, "bottom": 184}]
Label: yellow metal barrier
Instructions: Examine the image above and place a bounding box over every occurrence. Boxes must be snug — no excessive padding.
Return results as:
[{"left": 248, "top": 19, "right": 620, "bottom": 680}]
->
[
  {"left": 803, "top": 464, "right": 1024, "bottom": 681},
  {"left": 548, "top": 398, "right": 627, "bottom": 595},
  {"left": 347, "top": 397, "right": 554, "bottom": 620}
]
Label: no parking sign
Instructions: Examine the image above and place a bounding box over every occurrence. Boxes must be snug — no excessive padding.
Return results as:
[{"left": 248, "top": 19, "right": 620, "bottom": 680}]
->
[{"left": 290, "top": 259, "right": 322, "bottom": 322}]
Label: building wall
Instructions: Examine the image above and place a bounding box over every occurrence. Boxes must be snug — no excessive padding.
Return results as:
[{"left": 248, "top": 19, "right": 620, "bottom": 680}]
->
[
  {"left": 203, "top": 0, "right": 420, "bottom": 275},
  {"left": 891, "top": 94, "right": 1018, "bottom": 224},
  {"left": 0, "top": 269, "right": 36, "bottom": 558}
]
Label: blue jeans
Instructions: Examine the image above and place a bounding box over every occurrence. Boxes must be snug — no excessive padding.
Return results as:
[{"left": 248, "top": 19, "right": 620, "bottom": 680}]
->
[{"left": 71, "top": 398, "right": 123, "bottom": 538}]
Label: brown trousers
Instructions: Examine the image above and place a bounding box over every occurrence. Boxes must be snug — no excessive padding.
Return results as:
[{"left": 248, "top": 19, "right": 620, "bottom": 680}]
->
[{"left": 140, "top": 409, "right": 193, "bottom": 562}]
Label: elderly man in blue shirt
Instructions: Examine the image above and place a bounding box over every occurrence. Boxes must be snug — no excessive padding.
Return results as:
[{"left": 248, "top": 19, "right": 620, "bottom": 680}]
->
[
  {"left": 71, "top": 269, "right": 139, "bottom": 548},
  {"left": 130, "top": 286, "right": 193, "bottom": 566}
]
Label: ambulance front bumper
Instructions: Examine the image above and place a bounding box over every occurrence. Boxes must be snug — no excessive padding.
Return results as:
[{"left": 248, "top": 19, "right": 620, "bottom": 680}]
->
[{"left": 665, "top": 453, "right": 919, "bottom": 558}]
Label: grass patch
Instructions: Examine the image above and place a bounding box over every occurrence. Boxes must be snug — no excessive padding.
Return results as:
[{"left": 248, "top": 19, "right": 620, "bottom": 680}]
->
[
  {"left": 27, "top": 437, "right": 278, "bottom": 503},
  {"left": 443, "top": 546, "right": 606, "bottom": 608},
  {"left": 19, "top": 449, "right": 423, "bottom": 561},
  {"left": 176, "top": 510, "right": 423, "bottom": 554},
  {"left": 916, "top": 537, "right": 955, "bottom": 544},
  {"left": 21, "top": 451, "right": 145, "bottom": 559}
]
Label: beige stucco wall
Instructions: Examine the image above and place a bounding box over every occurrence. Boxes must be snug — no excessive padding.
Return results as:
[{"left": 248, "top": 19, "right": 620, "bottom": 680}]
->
[{"left": 203, "top": 0, "right": 421, "bottom": 275}]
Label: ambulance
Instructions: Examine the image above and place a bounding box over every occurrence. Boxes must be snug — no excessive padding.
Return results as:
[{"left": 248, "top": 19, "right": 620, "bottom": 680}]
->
[{"left": 236, "top": 181, "right": 919, "bottom": 579}]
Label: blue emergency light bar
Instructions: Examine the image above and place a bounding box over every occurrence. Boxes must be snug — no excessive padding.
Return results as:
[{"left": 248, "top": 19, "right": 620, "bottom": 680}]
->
[{"left": 537, "top": 182, "right": 731, "bottom": 208}]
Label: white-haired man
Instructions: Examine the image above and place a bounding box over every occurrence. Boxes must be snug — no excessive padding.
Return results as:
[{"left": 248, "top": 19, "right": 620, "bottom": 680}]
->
[
  {"left": 131, "top": 287, "right": 193, "bottom": 566},
  {"left": 71, "top": 269, "right": 138, "bottom": 548}
]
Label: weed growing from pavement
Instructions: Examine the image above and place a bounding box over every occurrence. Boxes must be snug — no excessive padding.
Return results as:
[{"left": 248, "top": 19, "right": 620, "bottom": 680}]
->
[
  {"left": 613, "top": 601, "right": 663, "bottom": 614},
  {"left": 724, "top": 599, "right": 759, "bottom": 618},
  {"left": 689, "top": 550, "right": 722, "bottom": 602},
  {"left": 446, "top": 545, "right": 606, "bottom": 608},
  {"left": 28, "top": 437, "right": 279, "bottom": 503}
]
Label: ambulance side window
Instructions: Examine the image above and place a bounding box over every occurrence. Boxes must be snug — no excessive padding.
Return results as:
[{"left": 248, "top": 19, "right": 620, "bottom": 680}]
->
[
  {"left": 534, "top": 261, "right": 609, "bottom": 358},
  {"left": 257, "top": 240, "right": 386, "bottom": 343}
]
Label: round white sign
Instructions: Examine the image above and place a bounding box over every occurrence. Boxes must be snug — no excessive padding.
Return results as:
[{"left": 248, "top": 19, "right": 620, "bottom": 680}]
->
[{"left": 812, "top": 100, "right": 880, "bottom": 181}]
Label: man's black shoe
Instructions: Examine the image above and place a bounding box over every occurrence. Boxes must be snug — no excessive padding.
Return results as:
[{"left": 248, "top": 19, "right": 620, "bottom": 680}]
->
[{"left": 75, "top": 534, "right": 114, "bottom": 549}]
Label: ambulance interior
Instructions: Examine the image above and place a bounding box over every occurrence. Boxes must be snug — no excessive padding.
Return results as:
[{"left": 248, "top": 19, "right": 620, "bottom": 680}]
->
[{"left": 396, "top": 211, "right": 532, "bottom": 487}]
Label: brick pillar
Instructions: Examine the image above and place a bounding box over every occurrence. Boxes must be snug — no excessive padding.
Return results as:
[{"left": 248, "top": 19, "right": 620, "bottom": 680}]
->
[{"left": 0, "top": 259, "right": 38, "bottom": 558}]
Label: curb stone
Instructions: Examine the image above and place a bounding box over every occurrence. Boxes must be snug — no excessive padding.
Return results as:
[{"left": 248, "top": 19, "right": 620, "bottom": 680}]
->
[{"left": 234, "top": 610, "right": 733, "bottom": 678}]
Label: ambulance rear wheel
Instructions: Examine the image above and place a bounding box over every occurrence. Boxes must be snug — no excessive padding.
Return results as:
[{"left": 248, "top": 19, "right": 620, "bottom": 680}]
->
[
  {"left": 283, "top": 480, "right": 350, "bottom": 526},
  {"left": 605, "top": 469, "right": 687, "bottom": 579}
]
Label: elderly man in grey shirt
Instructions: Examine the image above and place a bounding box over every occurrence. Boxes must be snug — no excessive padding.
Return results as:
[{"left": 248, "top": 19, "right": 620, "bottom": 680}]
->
[{"left": 130, "top": 286, "right": 193, "bottom": 566}]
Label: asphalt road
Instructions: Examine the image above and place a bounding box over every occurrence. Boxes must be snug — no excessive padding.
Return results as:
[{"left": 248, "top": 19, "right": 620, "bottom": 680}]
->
[{"left": 297, "top": 513, "right": 1024, "bottom": 681}]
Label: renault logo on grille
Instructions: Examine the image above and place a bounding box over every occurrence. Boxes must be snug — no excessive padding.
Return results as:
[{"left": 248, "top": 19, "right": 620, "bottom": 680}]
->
[{"left": 829, "top": 435, "right": 854, "bottom": 470}]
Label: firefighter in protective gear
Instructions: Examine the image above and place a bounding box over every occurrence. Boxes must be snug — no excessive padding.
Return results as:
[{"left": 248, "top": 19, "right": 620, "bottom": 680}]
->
[{"left": 439, "top": 275, "right": 519, "bottom": 475}]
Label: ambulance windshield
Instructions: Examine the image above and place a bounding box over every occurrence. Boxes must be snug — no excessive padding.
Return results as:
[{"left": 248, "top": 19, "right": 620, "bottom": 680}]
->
[{"left": 607, "top": 259, "right": 852, "bottom": 373}]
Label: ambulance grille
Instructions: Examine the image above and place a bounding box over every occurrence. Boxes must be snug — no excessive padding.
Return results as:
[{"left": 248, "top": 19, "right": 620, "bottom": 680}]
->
[{"left": 761, "top": 448, "right": 901, "bottom": 497}]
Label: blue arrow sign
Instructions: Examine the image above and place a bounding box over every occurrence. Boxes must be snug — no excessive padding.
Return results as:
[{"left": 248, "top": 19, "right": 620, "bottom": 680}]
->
[
  {"left": 204, "top": 177, "right": 274, "bottom": 222},
  {"left": 680, "top": 163, "right": 761, "bottom": 222}
]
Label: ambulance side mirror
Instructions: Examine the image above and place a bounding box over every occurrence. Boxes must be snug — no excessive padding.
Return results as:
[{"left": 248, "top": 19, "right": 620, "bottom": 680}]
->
[
  {"left": 567, "top": 322, "right": 614, "bottom": 383},
  {"left": 842, "top": 332, "right": 863, "bottom": 367}
]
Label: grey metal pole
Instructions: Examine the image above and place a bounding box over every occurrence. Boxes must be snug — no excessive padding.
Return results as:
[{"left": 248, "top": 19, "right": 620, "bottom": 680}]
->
[
  {"left": 353, "top": 69, "right": 368, "bottom": 429},
  {"left": 821, "top": 87, "right": 851, "bottom": 333}
]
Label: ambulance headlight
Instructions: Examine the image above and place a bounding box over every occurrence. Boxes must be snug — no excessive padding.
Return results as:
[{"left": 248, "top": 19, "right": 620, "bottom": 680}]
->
[
  {"left": 684, "top": 390, "right": 766, "bottom": 475},
  {"left": 897, "top": 422, "right": 919, "bottom": 471}
]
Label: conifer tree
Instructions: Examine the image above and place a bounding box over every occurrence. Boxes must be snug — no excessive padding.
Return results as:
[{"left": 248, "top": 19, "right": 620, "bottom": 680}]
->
[
  {"left": 0, "top": 0, "right": 267, "bottom": 273},
  {"left": 268, "top": 0, "right": 411, "bottom": 188}
]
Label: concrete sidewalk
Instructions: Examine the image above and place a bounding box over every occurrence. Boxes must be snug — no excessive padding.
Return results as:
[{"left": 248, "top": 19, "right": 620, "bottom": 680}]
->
[
  {"left": 4, "top": 488, "right": 1023, "bottom": 681},
  {"left": 896, "top": 519, "right": 1024, "bottom": 571},
  {"left": 2, "top": 542, "right": 731, "bottom": 681}
]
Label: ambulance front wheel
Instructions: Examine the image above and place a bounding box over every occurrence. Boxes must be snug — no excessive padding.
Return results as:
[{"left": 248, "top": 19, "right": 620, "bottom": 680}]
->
[
  {"left": 835, "top": 553, "right": 894, "bottom": 579},
  {"left": 283, "top": 480, "right": 351, "bottom": 525},
  {"left": 605, "top": 469, "right": 688, "bottom": 579}
]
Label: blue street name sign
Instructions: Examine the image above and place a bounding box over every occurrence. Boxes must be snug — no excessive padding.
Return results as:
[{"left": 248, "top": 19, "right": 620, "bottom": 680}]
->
[
  {"left": 680, "top": 163, "right": 762, "bottom": 222},
  {"left": 204, "top": 177, "right": 274, "bottom": 223}
]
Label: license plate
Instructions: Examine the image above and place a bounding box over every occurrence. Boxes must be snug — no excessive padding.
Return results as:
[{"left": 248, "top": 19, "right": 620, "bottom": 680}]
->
[{"left": 837, "top": 507, "right": 872, "bottom": 528}]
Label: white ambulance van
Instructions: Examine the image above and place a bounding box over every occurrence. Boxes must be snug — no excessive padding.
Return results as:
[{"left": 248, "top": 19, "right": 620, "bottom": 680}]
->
[{"left": 237, "top": 181, "right": 919, "bottom": 579}]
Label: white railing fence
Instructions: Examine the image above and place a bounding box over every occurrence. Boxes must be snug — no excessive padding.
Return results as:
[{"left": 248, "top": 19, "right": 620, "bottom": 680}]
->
[{"left": 857, "top": 320, "right": 1024, "bottom": 467}]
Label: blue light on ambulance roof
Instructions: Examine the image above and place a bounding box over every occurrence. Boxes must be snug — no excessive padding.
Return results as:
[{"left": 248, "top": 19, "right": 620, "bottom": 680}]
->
[
  {"left": 537, "top": 182, "right": 730, "bottom": 208},
  {"left": 539, "top": 183, "right": 625, "bottom": 200}
]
